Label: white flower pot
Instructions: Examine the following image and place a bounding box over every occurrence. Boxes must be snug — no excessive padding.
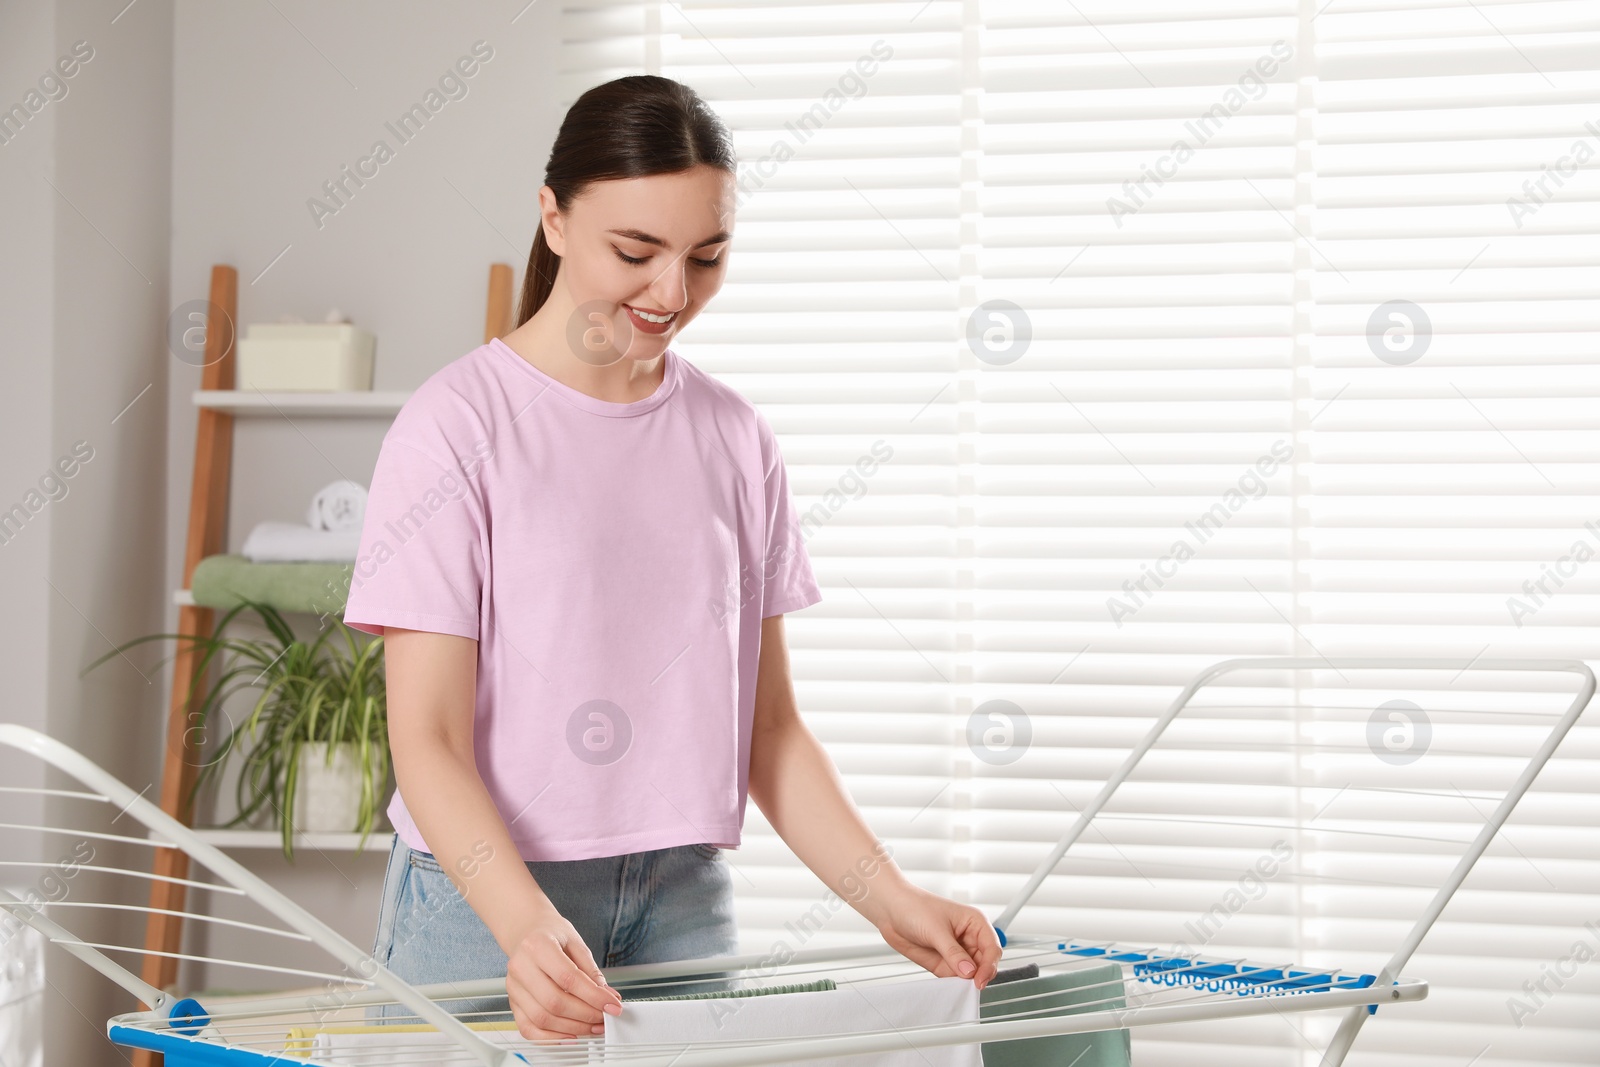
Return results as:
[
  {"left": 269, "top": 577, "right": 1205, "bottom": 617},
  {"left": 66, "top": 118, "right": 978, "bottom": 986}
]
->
[{"left": 292, "top": 741, "right": 366, "bottom": 833}]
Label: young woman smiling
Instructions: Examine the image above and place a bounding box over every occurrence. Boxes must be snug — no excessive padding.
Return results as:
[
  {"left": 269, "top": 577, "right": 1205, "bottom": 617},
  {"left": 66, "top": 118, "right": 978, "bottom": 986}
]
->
[{"left": 343, "top": 74, "right": 1000, "bottom": 1044}]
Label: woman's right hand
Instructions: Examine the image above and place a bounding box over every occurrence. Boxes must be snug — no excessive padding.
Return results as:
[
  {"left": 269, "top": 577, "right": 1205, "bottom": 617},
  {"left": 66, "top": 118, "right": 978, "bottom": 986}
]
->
[{"left": 504, "top": 902, "right": 624, "bottom": 1042}]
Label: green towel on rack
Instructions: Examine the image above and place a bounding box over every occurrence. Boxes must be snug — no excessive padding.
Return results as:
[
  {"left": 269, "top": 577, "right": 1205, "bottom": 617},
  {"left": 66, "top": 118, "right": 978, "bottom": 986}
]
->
[
  {"left": 978, "top": 963, "right": 1132, "bottom": 1067},
  {"left": 190, "top": 554, "right": 353, "bottom": 617},
  {"left": 624, "top": 977, "right": 837, "bottom": 1002}
]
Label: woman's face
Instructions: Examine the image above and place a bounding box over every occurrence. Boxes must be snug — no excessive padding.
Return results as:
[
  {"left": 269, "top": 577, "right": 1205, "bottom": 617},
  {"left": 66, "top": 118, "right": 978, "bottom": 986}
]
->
[{"left": 542, "top": 164, "right": 735, "bottom": 365}]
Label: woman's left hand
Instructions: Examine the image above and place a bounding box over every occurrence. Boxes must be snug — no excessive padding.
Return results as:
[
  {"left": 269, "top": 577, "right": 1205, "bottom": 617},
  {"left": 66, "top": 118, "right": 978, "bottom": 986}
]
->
[{"left": 873, "top": 883, "right": 1002, "bottom": 990}]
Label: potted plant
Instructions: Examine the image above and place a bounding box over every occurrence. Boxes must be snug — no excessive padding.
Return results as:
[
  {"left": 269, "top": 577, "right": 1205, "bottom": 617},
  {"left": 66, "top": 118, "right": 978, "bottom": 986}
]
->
[{"left": 82, "top": 598, "right": 389, "bottom": 860}]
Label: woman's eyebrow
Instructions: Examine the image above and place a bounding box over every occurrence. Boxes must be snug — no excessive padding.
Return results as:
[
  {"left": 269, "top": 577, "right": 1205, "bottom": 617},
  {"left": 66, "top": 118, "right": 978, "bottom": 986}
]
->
[{"left": 606, "top": 228, "right": 730, "bottom": 250}]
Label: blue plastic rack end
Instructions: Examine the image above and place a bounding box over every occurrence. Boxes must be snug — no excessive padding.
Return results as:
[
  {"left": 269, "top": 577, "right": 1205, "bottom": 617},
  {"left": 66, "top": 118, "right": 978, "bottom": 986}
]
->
[
  {"left": 1057, "top": 942, "right": 1379, "bottom": 1000},
  {"left": 167, "top": 998, "right": 209, "bottom": 1036},
  {"left": 109, "top": 1024, "right": 267, "bottom": 1065}
]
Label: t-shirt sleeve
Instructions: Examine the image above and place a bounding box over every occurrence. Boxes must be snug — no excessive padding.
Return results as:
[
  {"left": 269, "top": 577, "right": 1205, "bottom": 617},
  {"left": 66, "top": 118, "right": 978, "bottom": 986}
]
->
[
  {"left": 756, "top": 409, "right": 822, "bottom": 618},
  {"left": 341, "top": 425, "right": 487, "bottom": 640}
]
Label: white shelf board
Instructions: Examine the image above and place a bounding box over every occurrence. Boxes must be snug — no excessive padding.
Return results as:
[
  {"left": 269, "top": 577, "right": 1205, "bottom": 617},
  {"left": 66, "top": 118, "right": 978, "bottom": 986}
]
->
[
  {"left": 150, "top": 828, "right": 391, "bottom": 852},
  {"left": 193, "top": 389, "right": 410, "bottom": 416},
  {"left": 172, "top": 589, "right": 350, "bottom": 612}
]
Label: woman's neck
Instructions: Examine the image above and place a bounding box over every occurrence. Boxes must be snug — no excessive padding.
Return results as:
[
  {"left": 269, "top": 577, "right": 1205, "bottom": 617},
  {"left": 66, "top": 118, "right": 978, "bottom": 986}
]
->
[{"left": 499, "top": 298, "right": 666, "bottom": 404}]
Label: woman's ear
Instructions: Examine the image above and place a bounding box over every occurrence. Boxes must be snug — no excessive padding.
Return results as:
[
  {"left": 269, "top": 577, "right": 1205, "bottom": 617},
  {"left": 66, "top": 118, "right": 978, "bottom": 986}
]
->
[{"left": 538, "top": 184, "right": 566, "bottom": 256}]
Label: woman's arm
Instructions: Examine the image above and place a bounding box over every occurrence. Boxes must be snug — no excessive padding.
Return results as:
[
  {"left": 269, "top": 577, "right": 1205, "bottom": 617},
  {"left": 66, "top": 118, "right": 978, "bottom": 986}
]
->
[
  {"left": 382, "top": 627, "right": 621, "bottom": 1037},
  {"left": 746, "top": 614, "right": 1001, "bottom": 989}
]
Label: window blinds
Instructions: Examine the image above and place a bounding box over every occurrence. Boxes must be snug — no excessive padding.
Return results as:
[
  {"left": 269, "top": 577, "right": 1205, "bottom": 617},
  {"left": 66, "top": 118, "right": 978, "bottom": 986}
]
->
[{"left": 556, "top": 3, "right": 1598, "bottom": 1065}]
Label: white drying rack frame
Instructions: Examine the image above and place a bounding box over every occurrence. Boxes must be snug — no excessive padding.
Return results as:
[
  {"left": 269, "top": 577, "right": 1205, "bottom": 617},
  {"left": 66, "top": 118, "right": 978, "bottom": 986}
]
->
[{"left": 0, "top": 655, "right": 1591, "bottom": 1067}]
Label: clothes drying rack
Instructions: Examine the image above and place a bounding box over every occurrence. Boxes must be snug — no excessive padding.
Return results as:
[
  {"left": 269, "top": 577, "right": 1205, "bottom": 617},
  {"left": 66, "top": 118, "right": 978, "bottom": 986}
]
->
[{"left": 1, "top": 655, "right": 1591, "bottom": 1067}]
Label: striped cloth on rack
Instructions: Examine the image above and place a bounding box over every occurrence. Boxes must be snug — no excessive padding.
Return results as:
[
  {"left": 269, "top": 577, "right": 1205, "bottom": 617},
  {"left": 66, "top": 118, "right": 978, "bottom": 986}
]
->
[{"left": 626, "top": 977, "right": 838, "bottom": 1001}]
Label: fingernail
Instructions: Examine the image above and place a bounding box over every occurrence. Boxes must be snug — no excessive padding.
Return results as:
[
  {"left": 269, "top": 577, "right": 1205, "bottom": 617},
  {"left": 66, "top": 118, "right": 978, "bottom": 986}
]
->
[
  {"left": 958, "top": 960, "right": 975, "bottom": 976},
  {"left": 592, "top": 1024, "right": 605, "bottom": 1034},
  {"left": 606, "top": 1001, "right": 622, "bottom": 1015}
]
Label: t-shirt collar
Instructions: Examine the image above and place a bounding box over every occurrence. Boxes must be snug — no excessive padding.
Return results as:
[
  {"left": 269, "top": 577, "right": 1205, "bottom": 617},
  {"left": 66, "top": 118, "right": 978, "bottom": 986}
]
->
[{"left": 489, "top": 335, "right": 679, "bottom": 418}]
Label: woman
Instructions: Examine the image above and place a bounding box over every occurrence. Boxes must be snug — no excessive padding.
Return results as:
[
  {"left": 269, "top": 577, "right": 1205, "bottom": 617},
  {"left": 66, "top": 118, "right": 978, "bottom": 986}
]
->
[{"left": 343, "top": 74, "right": 1000, "bottom": 1043}]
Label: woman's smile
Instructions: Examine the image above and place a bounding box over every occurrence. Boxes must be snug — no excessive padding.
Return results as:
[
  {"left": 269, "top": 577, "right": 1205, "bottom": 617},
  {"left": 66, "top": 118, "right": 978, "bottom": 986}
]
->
[{"left": 623, "top": 303, "right": 678, "bottom": 333}]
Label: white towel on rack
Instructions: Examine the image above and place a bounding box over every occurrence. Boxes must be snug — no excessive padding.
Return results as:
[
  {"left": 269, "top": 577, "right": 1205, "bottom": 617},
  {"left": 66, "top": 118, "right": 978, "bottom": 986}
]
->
[
  {"left": 605, "top": 975, "right": 982, "bottom": 1067},
  {"left": 240, "top": 520, "right": 360, "bottom": 562},
  {"left": 305, "top": 478, "right": 368, "bottom": 532}
]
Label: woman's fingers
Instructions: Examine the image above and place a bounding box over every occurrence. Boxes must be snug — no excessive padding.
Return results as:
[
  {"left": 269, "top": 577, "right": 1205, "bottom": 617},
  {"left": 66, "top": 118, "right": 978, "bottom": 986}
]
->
[
  {"left": 506, "top": 933, "right": 612, "bottom": 1039},
  {"left": 880, "top": 896, "right": 1003, "bottom": 989},
  {"left": 942, "top": 907, "right": 998, "bottom": 983},
  {"left": 508, "top": 940, "right": 608, "bottom": 1036},
  {"left": 560, "top": 928, "right": 624, "bottom": 1017},
  {"left": 955, "top": 912, "right": 1001, "bottom": 988},
  {"left": 541, "top": 934, "right": 624, "bottom": 1024},
  {"left": 931, "top": 930, "right": 978, "bottom": 979},
  {"left": 507, "top": 969, "right": 580, "bottom": 1042}
]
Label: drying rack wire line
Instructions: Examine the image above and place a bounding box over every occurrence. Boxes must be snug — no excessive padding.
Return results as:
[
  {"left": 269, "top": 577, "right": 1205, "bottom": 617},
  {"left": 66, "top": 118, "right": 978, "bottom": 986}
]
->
[
  {"left": 0, "top": 784, "right": 108, "bottom": 800},
  {"left": 991, "top": 655, "right": 1595, "bottom": 1067},
  {"left": 30, "top": 936, "right": 368, "bottom": 986},
  {"left": 0, "top": 818, "right": 184, "bottom": 851},
  {"left": 0, "top": 858, "right": 250, "bottom": 896},
  {"left": 6, "top": 898, "right": 317, "bottom": 941}
]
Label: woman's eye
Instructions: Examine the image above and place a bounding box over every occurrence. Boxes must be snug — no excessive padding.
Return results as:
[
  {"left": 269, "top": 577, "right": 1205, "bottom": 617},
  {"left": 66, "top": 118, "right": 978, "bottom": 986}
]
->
[{"left": 612, "top": 247, "right": 724, "bottom": 268}]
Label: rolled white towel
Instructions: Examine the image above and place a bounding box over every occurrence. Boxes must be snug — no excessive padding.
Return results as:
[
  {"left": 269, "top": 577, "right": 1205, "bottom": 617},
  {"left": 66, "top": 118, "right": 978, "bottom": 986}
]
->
[
  {"left": 241, "top": 521, "right": 361, "bottom": 562},
  {"left": 306, "top": 479, "right": 369, "bottom": 532}
]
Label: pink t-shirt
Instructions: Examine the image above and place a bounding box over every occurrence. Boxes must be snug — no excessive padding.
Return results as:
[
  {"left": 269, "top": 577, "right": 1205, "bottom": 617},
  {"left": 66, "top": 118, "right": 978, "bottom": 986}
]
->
[{"left": 341, "top": 337, "right": 822, "bottom": 861}]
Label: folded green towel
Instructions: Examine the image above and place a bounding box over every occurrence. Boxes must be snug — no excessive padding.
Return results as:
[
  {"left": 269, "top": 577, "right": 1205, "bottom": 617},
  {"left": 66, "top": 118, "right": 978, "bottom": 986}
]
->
[
  {"left": 189, "top": 554, "right": 353, "bottom": 617},
  {"left": 625, "top": 977, "right": 837, "bottom": 1002},
  {"left": 979, "top": 963, "right": 1132, "bottom": 1067}
]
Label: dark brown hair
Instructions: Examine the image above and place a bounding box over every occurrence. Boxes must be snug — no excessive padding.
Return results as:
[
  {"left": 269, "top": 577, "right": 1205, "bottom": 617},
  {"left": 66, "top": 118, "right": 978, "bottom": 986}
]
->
[{"left": 515, "top": 75, "right": 737, "bottom": 328}]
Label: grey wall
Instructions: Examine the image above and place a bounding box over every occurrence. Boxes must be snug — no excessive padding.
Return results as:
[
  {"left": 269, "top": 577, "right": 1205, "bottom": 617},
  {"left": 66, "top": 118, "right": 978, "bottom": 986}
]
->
[
  {"left": 0, "top": 2, "right": 64, "bottom": 1063},
  {"left": 1, "top": 1, "right": 175, "bottom": 1064},
  {"left": 2, "top": 3, "right": 564, "bottom": 1062},
  {"left": 0, "top": 0, "right": 61, "bottom": 804}
]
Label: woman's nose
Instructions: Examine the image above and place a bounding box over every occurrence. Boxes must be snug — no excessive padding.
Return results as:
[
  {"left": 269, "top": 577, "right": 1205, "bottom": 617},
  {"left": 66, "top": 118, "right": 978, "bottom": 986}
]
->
[{"left": 644, "top": 256, "right": 690, "bottom": 311}]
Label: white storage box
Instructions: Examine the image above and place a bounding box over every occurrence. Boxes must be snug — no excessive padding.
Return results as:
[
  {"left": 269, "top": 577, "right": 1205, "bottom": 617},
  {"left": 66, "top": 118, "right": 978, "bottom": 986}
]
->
[{"left": 237, "top": 323, "right": 375, "bottom": 391}]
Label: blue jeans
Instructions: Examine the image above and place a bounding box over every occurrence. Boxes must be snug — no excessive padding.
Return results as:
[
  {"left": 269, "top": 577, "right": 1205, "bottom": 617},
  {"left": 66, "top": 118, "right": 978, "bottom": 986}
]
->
[{"left": 365, "top": 833, "right": 739, "bottom": 1024}]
